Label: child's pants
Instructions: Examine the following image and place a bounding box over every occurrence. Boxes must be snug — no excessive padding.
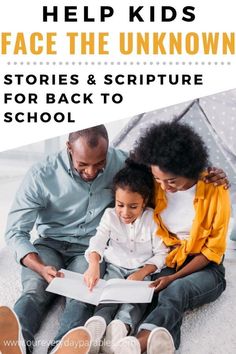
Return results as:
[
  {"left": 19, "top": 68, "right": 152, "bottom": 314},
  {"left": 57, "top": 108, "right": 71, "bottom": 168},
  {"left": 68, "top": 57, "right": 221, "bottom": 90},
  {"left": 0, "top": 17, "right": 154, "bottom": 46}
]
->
[{"left": 94, "top": 263, "right": 150, "bottom": 333}]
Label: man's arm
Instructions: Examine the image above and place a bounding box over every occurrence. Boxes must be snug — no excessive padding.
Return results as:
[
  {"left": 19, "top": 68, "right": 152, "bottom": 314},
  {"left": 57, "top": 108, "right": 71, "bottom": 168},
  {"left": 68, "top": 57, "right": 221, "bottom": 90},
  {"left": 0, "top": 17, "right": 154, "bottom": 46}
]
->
[
  {"left": 22, "top": 253, "right": 64, "bottom": 283},
  {"left": 4, "top": 167, "right": 58, "bottom": 282},
  {"left": 5, "top": 169, "right": 63, "bottom": 283},
  {"left": 5, "top": 168, "right": 45, "bottom": 263}
]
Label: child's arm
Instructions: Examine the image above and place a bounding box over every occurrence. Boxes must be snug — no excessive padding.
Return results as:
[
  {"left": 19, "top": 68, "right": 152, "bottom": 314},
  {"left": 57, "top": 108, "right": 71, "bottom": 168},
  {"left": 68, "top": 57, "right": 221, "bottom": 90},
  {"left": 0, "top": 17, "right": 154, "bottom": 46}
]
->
[
  {"left": 83, "top": 252, "right": 101, "bottom": 291},
  {"left": 127, "top": 264, "right": 157, "bottom": 281},
  {"left": 84, "top": 208, "right": 111, "bottom": 263},
  {"left": 84, "top": 208, "right": 112, "bottom": 290},
  {"left": 128, "top": 216, "right": 169, "bottom": 281}
]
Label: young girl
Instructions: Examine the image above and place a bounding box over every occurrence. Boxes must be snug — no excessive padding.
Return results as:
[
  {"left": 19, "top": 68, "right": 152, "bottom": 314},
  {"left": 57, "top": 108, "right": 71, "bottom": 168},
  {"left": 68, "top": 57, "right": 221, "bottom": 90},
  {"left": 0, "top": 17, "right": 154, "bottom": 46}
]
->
[{"left": 83, "top": 159, "right": 169, "bottom": 354}]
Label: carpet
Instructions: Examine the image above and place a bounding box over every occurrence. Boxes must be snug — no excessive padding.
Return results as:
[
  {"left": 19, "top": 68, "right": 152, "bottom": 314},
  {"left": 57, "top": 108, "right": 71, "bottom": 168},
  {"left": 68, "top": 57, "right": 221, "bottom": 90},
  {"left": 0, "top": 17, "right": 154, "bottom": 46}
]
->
[{"left": 0, "top": 247, "right": 236, "bottom": 354}]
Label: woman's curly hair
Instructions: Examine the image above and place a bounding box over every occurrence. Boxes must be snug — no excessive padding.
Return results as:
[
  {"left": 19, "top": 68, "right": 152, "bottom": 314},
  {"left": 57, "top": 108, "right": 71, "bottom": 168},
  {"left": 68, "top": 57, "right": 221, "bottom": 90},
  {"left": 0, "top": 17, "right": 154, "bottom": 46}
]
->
[
  {"left": 112, "top": 158, "right": 154, "bottom": 207},
  {"left": 132, "top": 121, "right": 209, "bottom": 179}
]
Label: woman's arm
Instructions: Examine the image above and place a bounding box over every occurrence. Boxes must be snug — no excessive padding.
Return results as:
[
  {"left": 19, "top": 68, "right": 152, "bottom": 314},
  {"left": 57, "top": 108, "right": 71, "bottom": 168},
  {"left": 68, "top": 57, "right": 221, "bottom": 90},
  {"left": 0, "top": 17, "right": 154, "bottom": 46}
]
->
[
  {"left": 150, "top": 253, "right": 209, "bottom": 292},
  {"left": 170, "top": 253, "right": 209, "bottom": 279}
]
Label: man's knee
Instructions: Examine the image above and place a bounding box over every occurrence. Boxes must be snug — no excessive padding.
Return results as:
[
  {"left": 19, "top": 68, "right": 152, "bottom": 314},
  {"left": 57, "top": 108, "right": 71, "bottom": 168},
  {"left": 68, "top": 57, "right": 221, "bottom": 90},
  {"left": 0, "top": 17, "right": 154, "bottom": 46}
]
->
[{"left": 22, "top": 278, "right": 49, "bottom": 298}]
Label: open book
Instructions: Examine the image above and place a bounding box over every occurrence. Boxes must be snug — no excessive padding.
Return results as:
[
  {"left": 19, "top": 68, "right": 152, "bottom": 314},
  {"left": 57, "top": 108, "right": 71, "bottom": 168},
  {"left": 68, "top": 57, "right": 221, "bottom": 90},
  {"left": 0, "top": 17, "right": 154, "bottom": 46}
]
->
[{"left": 46, "top": 269, "right": 154, "bottom": 306}]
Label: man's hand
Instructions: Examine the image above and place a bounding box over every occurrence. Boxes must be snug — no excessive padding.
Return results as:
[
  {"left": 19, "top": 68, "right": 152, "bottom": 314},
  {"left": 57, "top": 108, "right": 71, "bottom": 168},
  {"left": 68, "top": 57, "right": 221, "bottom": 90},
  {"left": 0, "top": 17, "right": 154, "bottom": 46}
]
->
[
  {"left": 203, "top": 167, "right": 230, "bottom": 189},
  {"left": 40, "top": 265, "right": 64, "bottom": 283},
  {"left": 84, "top": 264, "right": 100, "bottom": 291},
  {"left": 149, "top": 275, "right": 174, "bottom": 292},
  {"left": 21, "top": 252, "right": 64, "bottom": 283}
]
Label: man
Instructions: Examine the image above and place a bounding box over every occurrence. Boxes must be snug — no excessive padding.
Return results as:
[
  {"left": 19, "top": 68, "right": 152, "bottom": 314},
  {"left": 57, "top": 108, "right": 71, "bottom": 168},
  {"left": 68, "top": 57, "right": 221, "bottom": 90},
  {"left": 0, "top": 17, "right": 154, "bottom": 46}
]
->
[
  {"left": 1, "top": 125, "right": 127, "bottom": 354},
  {"left": 0, "top": 124, "right": 228, "bottom": 354}
]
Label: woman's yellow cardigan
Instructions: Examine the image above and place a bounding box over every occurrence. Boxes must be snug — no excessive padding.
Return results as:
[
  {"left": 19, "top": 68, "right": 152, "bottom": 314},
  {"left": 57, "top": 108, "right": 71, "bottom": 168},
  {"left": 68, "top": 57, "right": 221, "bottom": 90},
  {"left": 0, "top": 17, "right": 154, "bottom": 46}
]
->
[{"left": 154, "top": 180, "right": 231, "bottom": 269}]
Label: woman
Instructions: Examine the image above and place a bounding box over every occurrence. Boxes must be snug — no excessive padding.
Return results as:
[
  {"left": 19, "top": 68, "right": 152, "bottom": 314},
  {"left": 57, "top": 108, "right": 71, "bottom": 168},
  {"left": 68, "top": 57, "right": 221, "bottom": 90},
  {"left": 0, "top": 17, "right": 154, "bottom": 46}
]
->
[{"left": 114, "top": 121, "right": 231, "bottom": 354}]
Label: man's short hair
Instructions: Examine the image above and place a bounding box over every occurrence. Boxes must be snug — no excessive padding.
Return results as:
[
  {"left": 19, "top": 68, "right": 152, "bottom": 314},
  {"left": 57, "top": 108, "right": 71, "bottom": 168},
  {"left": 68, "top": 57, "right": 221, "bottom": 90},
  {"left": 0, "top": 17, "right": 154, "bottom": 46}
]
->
[{"left": 68, "top": 124, "right": 108, "bottom": 148}]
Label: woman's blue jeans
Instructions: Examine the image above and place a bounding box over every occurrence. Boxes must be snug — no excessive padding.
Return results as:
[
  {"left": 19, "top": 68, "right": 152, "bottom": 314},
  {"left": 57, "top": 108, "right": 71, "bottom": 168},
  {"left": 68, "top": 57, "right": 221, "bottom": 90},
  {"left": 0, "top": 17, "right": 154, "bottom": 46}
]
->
[
  {"left": 14, "top": 237, "right": 105, "bottom": 353},
  {"left": 139, "top": 260, "right": 226, "bottom": 349}
]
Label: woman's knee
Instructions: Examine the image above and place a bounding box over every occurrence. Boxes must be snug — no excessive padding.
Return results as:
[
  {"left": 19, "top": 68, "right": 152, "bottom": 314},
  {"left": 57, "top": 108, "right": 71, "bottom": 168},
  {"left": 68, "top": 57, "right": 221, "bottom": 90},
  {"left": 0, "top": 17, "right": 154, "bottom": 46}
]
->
[
  {"left": 159, "top": 278, "right": 186, "bottom": 299},
  {"left": 156, "top": 278, "right": 191, "bottom": 312}
]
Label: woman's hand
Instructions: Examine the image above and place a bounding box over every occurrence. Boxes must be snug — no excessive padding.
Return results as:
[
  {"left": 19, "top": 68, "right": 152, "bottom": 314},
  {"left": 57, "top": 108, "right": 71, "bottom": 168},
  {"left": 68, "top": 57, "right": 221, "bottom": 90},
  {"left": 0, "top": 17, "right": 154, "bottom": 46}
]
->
[
  {"left": 84, "top": 264, "right": 100, "bottom": 291},
  {"left": 149, "top": 275, "right": 174, "bottom": 292},
  {"left": 203, "top": 167, "right": 230, "bottom": 189}
]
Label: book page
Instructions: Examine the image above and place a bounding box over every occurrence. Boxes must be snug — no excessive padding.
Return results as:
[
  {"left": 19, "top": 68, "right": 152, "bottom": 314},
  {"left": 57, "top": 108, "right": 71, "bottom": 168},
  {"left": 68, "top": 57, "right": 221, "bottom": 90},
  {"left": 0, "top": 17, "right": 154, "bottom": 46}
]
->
[
  {"left": 46, "top": 269, "right": 106, "bottom": 306},
  {"left": 100, "top": 278, "right": 154, "bottom": 304}
]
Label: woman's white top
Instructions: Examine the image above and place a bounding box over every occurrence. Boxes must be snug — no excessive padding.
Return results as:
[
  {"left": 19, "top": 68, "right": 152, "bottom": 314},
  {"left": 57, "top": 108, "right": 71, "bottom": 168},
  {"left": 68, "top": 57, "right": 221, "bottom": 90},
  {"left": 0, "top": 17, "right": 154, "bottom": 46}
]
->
[
  {"left": 160, "top": 184, "right": 196, "bottom": 240},
  {"left": 85, "top": 207, "right": 168, "bottom": 270}
]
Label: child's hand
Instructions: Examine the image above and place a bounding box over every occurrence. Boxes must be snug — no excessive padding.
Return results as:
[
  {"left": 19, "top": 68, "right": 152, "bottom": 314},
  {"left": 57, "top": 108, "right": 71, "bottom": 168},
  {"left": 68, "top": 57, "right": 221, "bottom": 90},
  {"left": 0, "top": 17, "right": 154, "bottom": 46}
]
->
[
  {"left": 127, "top": 270, "right": 145, "bottom": 281},
  {"left": 127, "top": 264, "right": 157, "bottom": 281},
  {"left": 83, "top": 264, "right": 100, "bottom": 291}
]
